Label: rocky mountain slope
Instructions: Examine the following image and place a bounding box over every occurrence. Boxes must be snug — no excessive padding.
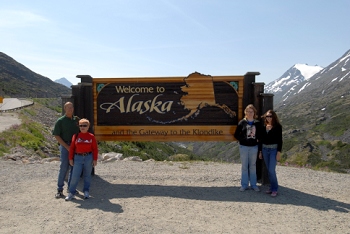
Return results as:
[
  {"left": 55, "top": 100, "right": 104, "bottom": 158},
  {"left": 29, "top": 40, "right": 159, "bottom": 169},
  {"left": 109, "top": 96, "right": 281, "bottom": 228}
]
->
[
  {"left": 0, "top": 52, "right": 71, "bottom": 98},
  {"left": 274, "top": 49, "right": 350, "bottom": 172}
]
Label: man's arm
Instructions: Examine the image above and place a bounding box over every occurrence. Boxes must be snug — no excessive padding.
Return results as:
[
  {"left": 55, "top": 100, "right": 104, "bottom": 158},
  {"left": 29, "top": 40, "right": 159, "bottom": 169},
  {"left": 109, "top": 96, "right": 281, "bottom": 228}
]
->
[{"left": 54, "top": 135, "right": 70, "bottom": 151}]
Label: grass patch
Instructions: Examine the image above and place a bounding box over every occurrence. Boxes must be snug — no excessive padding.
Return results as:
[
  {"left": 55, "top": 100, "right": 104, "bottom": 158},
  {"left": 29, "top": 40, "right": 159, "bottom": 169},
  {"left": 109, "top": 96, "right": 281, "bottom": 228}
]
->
[
  {"left": 0, "top": 121, "right": 47, "bottom": 156},
  {"left": 33, "top": 98, "right": 62, "bottom": 113}
]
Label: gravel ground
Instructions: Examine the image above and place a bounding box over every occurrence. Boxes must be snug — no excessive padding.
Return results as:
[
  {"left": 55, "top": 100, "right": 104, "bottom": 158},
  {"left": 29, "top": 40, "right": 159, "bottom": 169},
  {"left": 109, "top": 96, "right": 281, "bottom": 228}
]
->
[{"left": 0, "top": 160, "right": 349, "bottom": 234}]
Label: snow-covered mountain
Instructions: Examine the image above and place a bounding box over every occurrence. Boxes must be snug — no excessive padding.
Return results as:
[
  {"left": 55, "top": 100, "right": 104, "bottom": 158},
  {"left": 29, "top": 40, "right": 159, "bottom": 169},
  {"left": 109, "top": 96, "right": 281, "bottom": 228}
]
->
[
  {"left": 274, "top": 49, "right": 350, "bottom": 171},
  {"left": 265, "top": 64, "right": 323, "bottom": 104},
  {"left": 54, "top": 77, "right": 72, "bottom": 88},
  {"left": 299, "top": 49, "right": 350, "bottom": 94},
  {"left": 266, "top": 49, "right": 350, "bottom": 107}
]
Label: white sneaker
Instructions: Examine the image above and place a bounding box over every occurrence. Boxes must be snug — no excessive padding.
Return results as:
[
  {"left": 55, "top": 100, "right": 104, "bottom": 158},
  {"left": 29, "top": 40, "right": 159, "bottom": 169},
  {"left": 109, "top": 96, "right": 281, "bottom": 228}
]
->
[
  {"left": 65, "top": 193, "right": 75, "bottom": 201},
  {"left": 84, "top": 191, "right": 89, "bottom": 199}
]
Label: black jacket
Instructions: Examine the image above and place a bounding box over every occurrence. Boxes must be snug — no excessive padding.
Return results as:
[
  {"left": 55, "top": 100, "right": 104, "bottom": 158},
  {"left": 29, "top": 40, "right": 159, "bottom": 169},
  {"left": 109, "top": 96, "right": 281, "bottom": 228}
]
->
[
  {"left": 260, "top": 124, "right": 283, "bottom": 152},
  {"left": 234, "top": 118, "right": 261, "bottom": 147}
]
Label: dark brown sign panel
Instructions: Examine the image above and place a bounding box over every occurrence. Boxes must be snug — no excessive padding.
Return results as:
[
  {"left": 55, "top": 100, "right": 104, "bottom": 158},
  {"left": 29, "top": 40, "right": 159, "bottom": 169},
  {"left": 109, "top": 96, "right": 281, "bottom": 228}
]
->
[{"left": 93, "top": 72, "right": 244, "bottom": 141}]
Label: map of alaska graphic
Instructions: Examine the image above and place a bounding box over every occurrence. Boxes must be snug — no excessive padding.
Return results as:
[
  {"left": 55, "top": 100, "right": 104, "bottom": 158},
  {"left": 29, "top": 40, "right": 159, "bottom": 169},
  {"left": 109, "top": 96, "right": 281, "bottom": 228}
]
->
[
  {"left": 147, "top": 72, "right": 237, "bottom": 125},
  {"left": 179, "top": 72, "right": 236, "bottom": 120}
]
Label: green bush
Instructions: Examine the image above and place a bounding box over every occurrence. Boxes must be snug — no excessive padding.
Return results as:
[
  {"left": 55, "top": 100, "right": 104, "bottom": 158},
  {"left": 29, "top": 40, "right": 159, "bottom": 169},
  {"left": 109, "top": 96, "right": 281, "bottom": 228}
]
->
[
  {"left": 169, "top": 154, "right": 191, "bottom": 161},
  {"left": 0, "top": 122, "right": 46, "bottom": 154},
  {"left": 307, "top": 152, "right": 322, "bottom": 165}
]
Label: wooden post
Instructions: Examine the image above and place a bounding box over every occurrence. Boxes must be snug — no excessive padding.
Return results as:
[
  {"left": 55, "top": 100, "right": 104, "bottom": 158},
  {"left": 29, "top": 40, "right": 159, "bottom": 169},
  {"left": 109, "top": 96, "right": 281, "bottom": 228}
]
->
[
  {"left": 253, "top": 82, "right": 264, "bottom": 183},
  {"left": 243, "top": 72, "right": 260, "bottom": 113},
  {"left": 259, "top": 93, "right": 274, "bottom": 185},
  {"left": 73, "top": 75, "right": 93, "bottom": 132},
  {"left": 260, "top": 93, "right": 274, "bottom": 113},
  {"left": 253, "top": 82, "right": 264, "bottom": 116}
]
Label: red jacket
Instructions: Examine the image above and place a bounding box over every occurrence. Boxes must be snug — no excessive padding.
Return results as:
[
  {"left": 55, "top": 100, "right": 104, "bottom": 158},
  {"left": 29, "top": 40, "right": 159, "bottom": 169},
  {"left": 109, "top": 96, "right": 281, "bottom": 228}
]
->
[{"left": 69, "top": 132, "right": 98, "bottom": 161}]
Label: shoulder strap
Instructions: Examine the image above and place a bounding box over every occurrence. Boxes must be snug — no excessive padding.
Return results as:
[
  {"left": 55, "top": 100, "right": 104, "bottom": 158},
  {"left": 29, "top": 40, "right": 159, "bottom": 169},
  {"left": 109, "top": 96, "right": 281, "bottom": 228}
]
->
[{"left": 73, "top": 132, "right": 80, "bottom": 142}]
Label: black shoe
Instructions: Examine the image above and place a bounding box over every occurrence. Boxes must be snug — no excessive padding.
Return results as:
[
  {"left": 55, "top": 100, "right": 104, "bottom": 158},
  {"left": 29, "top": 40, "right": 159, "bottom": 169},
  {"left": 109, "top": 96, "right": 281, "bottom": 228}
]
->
[{"left": 55, "top": 190, "right": 64, "bottom": 199}]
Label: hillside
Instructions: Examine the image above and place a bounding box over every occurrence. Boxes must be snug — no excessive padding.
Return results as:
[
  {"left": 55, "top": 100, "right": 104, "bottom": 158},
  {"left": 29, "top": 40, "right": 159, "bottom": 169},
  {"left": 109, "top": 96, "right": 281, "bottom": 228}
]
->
[
  {"left": 273, "top": 50, "right": 350, "bottom": 173},
  {"left": 0, "top": 52, "right": 71, "bottom": 98},
  {"left": 0, "top": 98, "right": 199, "bottom": 162}
]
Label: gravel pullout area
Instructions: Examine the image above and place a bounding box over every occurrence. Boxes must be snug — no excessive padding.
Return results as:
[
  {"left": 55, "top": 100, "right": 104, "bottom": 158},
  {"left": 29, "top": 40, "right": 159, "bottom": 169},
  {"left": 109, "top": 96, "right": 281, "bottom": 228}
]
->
[{"left": 0, "top": 160, "right": 349, "bottom": 234}]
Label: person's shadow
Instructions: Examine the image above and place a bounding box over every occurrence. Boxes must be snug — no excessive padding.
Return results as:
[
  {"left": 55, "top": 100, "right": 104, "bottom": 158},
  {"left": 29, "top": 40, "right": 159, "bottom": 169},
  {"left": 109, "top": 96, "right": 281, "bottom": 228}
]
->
[{"left": 71, "top": 175, "right": 350, "bottom": 214}]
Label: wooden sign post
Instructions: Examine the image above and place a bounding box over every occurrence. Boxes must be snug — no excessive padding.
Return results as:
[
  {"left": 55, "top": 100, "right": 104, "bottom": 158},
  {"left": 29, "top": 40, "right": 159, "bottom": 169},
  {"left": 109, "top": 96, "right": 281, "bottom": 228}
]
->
[{"left": 70, "top": 71, "right": 270, "bottom": 142}]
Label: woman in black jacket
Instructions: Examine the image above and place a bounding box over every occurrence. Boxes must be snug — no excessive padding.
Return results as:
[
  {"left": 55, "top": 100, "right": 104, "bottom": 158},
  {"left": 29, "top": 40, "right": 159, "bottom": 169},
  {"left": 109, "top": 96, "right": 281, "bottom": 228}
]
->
[
  {"left": 234, "top": 104, "right": 262, "bottom": 192},
  {"left": 259, "top": 110, "right": 283, "bottom": 197}
]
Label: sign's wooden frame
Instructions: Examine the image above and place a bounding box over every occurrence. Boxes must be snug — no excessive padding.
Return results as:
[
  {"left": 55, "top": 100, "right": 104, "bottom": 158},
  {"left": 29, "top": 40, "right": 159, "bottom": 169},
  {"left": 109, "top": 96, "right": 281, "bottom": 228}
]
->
[{"left": 92, "top": 73, "right": 245, "bottom": 141}]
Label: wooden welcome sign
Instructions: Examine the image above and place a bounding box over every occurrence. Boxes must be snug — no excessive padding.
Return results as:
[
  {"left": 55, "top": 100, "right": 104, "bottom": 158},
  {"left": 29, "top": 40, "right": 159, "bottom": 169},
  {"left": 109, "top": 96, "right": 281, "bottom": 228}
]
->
[{"left": 92, "top": 72, "right": 245, "bottom": 141}]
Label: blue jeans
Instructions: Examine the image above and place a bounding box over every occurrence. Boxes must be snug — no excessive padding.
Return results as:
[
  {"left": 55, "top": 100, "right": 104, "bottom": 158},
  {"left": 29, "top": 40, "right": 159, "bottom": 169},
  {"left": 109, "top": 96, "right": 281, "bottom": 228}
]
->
[
  {"left": 57, "top": 144, "right": 73, "bottom": 191},
  {"left": 262, "top": 147, "right": 278, "bottom": 192},
  {"left": 69, "top": 153, "right": 93, "bottom": 194},
  {"left": 239, "top": 145, "right": 258, "bottom": 188}
]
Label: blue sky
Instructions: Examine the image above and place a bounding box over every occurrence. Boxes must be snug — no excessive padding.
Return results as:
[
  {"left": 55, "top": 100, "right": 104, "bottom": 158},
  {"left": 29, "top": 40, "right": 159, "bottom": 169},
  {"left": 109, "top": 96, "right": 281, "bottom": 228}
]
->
[{"left": 1, "top": 0, "right": 349, "bottom": 85}]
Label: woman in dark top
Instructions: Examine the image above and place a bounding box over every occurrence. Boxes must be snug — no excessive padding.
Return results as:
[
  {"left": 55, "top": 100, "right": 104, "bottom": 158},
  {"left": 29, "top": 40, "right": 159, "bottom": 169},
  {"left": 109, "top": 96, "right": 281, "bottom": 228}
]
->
[
  {"left": 259, "top": 110, "right": 283, "bottom": 197},
  {"left": 234, "top": 104, "right": 262, "bottom": 192}
]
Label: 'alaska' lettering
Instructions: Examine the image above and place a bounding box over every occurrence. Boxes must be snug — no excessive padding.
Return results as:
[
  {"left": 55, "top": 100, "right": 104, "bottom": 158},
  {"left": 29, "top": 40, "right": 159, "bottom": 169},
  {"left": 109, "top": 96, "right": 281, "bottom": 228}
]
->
[{"left": 100, "top": 94, "right": 173, "bottom": 114}]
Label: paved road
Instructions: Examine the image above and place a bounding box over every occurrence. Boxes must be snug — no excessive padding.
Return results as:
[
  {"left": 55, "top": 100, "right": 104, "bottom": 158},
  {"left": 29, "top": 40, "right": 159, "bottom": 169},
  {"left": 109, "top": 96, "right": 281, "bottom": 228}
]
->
[
  {"left": 0, "top": 98, "right": 33, "bottom": 132},
  {"left": 0, "top": 98, "right": 33, "bottom": 111}
]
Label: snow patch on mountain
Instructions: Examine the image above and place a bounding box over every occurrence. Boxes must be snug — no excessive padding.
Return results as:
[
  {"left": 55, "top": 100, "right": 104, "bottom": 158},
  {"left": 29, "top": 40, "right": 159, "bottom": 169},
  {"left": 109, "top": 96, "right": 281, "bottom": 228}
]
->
[
  {"left": 340, "top": 71, "right": 350, "bottom": 82},
  {"left": 298, "top": 82, "right": 311, "bottom": 93},
  {"left": 339, "top": 51, "right": 350, "bottom": 63},
  {"left": 294, "top": 64, "right": 323, "bottom": 79}
]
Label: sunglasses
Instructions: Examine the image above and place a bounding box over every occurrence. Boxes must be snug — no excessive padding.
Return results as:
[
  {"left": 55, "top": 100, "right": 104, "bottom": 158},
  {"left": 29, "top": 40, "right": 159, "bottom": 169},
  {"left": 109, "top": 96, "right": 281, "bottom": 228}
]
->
[
  {"left": 266, "top": 115, "right": 272, "bottom": 118},
  {"left": 79, "top": 125, "right": 88, "bottom": 127}
]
